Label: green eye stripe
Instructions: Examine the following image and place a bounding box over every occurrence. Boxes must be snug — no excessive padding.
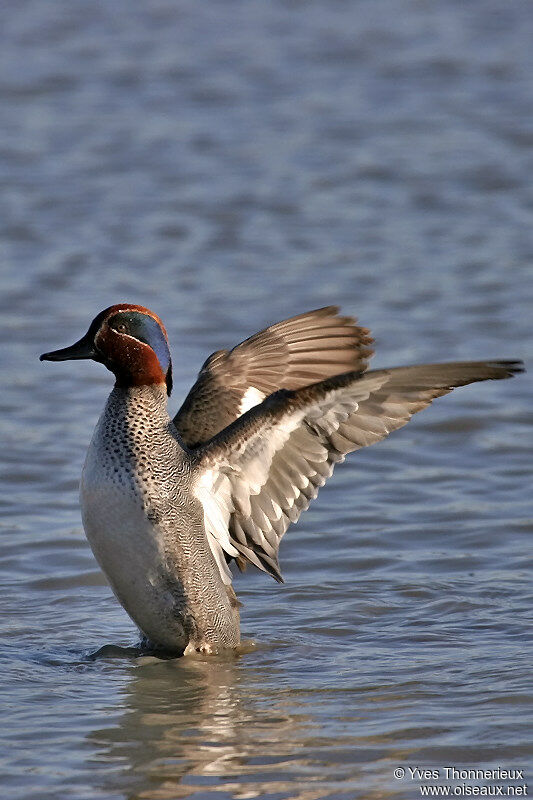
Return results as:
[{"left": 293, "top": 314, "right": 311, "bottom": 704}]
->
[{"left": 109, "top": 312, "right": 171, "bottom": 373}]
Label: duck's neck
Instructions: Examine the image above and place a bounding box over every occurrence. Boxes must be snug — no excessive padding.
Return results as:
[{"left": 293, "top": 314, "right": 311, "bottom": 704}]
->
[
  {"left": 110, "top": 381, "right": 167, "bottom": 403},
  {"left": 104, "top": 384, "right": 171, "bottom": 435}
]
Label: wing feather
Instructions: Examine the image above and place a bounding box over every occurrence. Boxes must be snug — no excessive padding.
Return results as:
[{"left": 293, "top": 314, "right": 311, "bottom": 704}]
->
[
  {"left": 193, "top": 360, "right": 522, "bottom": 583},
  {"left": 174, "top": 307, "right": 373, "bottom": 446}
]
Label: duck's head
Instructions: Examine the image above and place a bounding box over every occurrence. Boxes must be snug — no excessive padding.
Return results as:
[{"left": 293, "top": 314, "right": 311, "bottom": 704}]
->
[{"left": 40, "top": 304, "right": 173, "bottom": 395}]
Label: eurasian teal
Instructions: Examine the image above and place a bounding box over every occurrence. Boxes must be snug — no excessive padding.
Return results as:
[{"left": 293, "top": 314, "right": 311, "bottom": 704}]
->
[{"left": 40, "top": 304, "right": 522, "bottom": 654}]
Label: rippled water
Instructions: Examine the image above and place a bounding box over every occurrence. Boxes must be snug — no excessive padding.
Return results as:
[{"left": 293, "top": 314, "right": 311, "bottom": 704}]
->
[{"left": 1, "top": 1, "right": 532, "bottom": 798}]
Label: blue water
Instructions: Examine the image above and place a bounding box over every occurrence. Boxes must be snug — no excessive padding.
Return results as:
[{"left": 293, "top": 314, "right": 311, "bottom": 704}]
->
[{"left": 1, "top": 1, "right": 532, "bottom": 798}]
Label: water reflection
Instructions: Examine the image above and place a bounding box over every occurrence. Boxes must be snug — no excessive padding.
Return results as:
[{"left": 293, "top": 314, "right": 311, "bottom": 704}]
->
[
  {"left": 87, "top": 649, "right": 407, "bottom": 799},
  {"left": 91, "top": 652, "right": 299, "bottom": 798}
]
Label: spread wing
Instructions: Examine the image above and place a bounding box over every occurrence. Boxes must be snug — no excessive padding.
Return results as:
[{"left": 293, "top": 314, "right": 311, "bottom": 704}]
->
[
  {"left": 174, "top": 306, "right": 373, "bottom": 447},
  {"left": 192, "top": 361, "right": 523, "bottom": 584}
]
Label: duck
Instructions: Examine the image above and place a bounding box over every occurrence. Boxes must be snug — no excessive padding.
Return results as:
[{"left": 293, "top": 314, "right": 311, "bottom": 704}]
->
[{"left": 40, "top": 304, "right": 522, "bottom": 655}]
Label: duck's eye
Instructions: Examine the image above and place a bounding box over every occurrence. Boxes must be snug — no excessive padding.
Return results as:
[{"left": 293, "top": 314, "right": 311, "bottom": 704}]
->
[{"left": 116, "top": 323, "right": 127, "bottom": 333}]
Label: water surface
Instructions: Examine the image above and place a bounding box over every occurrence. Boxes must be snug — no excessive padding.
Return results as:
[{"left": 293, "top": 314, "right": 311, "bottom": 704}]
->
[{"left": 1, "top": 1, "right": 532, "bottom": 798}]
